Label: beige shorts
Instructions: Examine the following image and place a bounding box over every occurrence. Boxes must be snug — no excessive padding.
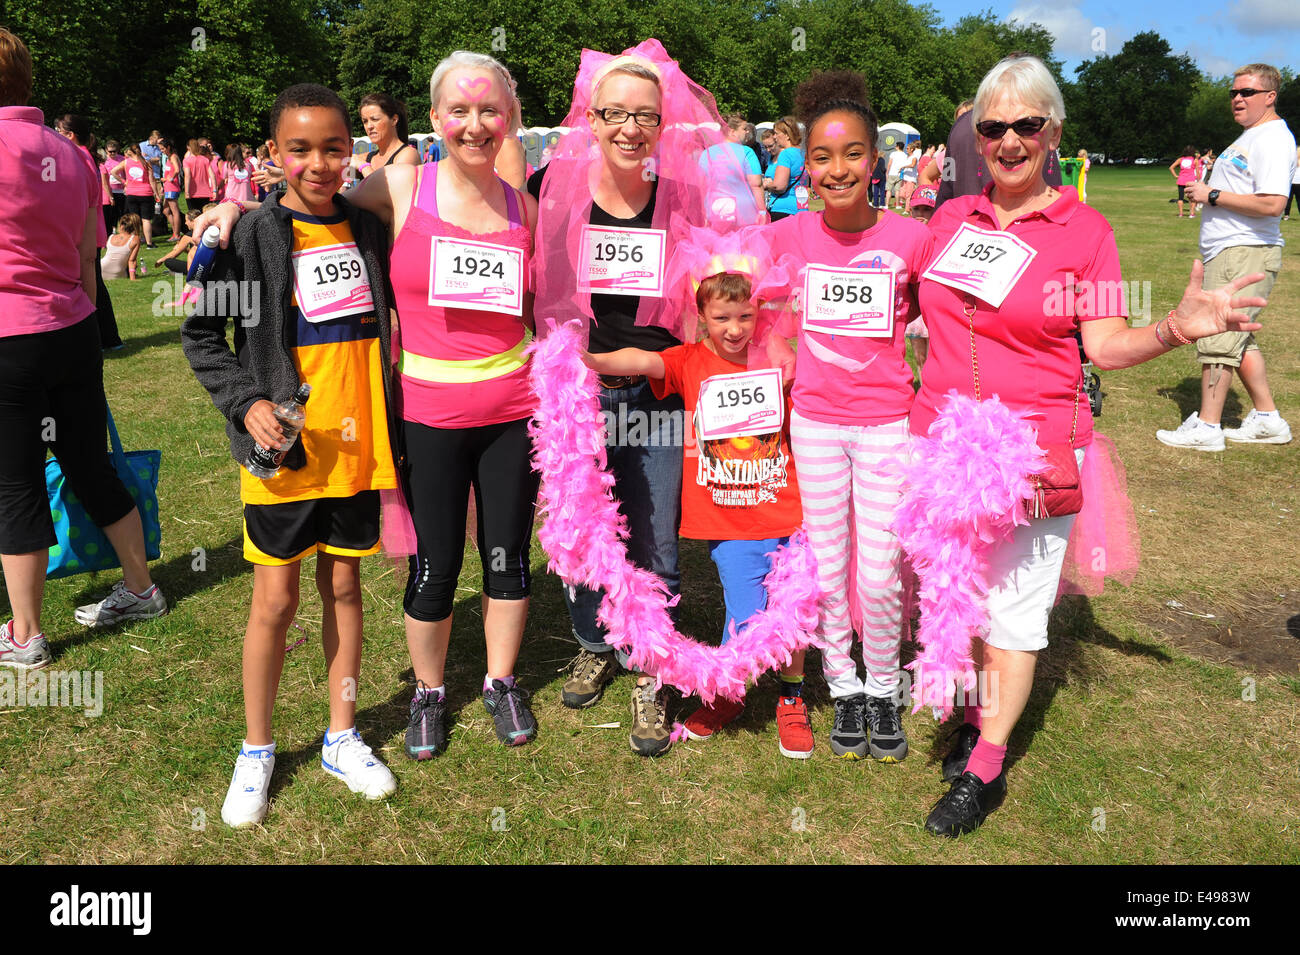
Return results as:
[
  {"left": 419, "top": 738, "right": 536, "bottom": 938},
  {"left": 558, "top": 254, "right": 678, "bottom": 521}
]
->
[{"left": 1195, "top": 245, "right": 1282, "bottom": 367}]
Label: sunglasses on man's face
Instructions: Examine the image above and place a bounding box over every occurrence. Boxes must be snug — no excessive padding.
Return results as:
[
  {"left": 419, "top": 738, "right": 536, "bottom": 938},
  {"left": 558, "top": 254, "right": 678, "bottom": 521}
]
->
[
  {"left": 1229, "top": 88, "right": 1270, "bottom": 99},
  {"left": 974, "top": 116, "right": 1049, "bottom": 140}
]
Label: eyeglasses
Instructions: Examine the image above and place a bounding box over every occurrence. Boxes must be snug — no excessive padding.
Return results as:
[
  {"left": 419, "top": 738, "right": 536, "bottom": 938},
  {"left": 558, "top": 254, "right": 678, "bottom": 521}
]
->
[
  {"left": 1228, "top": 88, "right": 1270, "bottom": 99},
  {"left": 974, "top": 116, "right": 1049, "bottom": 139},
  {"left": 591, "top": 108, "right": 662, "bottom": 128}
]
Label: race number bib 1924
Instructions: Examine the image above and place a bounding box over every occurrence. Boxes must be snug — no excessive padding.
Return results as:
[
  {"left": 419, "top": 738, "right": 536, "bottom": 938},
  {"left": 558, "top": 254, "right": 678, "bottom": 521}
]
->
[
  {"left": 801, "top": 265, "right": 895, "bottom": 338},
  {"left": 428, "top": 236, "right": 524, "bottom": 316},
  {"left": 696, "top": 368, "right": 784, "bottom": 441},
  {"left": 291, "top": 242, "right": 374, "bottom": 323},
  {"left": 921, "top": 222, "right": 1037, "bottom": 308},
  {"left": 578, "top": 225, "right": 666, "bottom": 297}
]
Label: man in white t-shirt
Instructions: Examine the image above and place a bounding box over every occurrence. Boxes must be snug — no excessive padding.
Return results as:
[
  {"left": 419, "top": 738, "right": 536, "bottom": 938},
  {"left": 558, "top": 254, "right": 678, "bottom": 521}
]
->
[
  {"left": 886, "top": 143, "right": 909, "bottom": 208},
  {"left": 1157, "top": 64, "right": 1296, "bottom": 450}
]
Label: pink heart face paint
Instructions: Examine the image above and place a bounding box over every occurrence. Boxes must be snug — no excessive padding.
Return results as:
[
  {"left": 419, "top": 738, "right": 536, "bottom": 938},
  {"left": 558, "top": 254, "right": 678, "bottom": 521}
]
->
[
  {"left": 458, "top": 76, "right": 492, "bottom": 100},
  {"left": 824, "top": 120, "right": 847, "bottom": 138},
  {"left": 284, "top": 157, "right": 306, "bottom": 177}
]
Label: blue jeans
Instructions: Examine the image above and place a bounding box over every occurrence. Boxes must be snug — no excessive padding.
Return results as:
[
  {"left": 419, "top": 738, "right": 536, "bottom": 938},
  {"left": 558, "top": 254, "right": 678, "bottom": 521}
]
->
[
  {"left": 564, "top": 381, "right": 684, "bottom": 666},
  {"left": 708, "top": 537, "right": 788, "bottom": 645}
]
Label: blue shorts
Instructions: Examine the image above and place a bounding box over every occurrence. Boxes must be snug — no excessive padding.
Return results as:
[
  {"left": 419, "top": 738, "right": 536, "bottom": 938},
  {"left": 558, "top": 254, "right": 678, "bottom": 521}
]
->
[
  {"left": 708, "top": 536, "right": 790, "bottom": 644},
  {"left": 164, "top": 190, "right": 180, "bottom": 200}
]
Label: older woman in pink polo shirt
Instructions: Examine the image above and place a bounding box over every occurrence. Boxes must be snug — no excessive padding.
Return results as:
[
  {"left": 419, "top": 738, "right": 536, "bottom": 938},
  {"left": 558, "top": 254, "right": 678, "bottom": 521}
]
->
[
  {"left": 0, "top": 28, "right": 166, "bottom": 670},
  {"left": 912, "top": 54, "right": 1269, "bottom": 837}
]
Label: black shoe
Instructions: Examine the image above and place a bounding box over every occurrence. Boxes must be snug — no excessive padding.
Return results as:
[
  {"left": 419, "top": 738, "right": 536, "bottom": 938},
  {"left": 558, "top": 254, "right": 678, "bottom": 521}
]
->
[
  {"left": 483, "top": 679, "right": 538, "bottom": 746},
  {"left": 925, "top": 771, "right": 1007, "bottom": 838},
  {"left": 829, "top": 693, "right": 868, "bottom": 759},
  {"left": 864, "top": 694, "right": 908, "bottom": 762},
  {"left": 404, "top": 686, "right": 448, "bottom": 760},
  {"left": 941, "top": 723, "right": 981, "bottom": 782}
]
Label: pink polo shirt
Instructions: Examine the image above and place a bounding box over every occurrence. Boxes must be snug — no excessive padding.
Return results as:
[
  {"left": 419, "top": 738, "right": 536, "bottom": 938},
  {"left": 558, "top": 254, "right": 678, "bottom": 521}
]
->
[
  {"left": 764, "top": 209, "right": 932, "bottom": 426},
  {"left": 0, "top": 106, "right": 98, "bottom": 338},
  {"left": 912, "top": 187, "right": 1126, "bottom": 449}
]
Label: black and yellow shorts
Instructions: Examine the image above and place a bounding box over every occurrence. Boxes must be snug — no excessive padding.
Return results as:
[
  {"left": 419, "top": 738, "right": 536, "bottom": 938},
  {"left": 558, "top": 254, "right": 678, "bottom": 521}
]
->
[{"left": 243, "top": 490, "right": 381, "bottom": 566}]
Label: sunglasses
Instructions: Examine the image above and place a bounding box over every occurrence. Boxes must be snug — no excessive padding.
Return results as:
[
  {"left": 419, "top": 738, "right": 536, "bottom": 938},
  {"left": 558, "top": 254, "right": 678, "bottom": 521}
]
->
[
  {"left": 591, "top": 108, "right": 662, "bottom": 128},
  {"left": 1229, "top": 88, "right": 1270, "bottom": 99},
  {"left": 974, "top": 116, "right": 1049, "bottom": 139}
]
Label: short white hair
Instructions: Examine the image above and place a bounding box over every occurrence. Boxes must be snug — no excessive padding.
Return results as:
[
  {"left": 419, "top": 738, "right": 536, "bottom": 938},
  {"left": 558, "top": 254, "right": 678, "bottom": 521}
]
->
[
  {"left": 972, "top": 55, "right": 1065, "bottom": 130},
  {"left": 429, "top": 50, "right": 521, "bottom": 130}
]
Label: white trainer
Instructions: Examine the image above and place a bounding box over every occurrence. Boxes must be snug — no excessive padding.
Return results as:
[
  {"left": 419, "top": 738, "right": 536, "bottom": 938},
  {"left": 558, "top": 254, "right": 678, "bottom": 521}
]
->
[
  {"left": 221, "top": 748, "right": 275, "bottom": 828},
  {"left": 74, "top": 581, "right": 168, "bottom": 628},
  {"left": 1156, "top": 412, "right": 1225, "bottom": 452},
  {"left": 322, "top": 730, "right": 397, "bottom": 800},
  {"left": 1223, "top": 410, "right": 1292, "bottom": 445}
]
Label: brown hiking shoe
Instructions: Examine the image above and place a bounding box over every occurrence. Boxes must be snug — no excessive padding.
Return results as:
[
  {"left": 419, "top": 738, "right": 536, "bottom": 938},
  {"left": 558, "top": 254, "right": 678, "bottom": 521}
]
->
[
  {"left": 630, "top": 680, "right": 672, "bottom": 757},
  {"left": 561, "top": 648, "right": 618, "bottom": 709}
]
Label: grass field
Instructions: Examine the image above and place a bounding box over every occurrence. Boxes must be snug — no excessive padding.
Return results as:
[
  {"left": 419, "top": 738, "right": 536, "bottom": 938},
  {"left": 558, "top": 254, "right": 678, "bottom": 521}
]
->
[{"left": 2, "top": 167, "right": 1297, "bottom": 864}]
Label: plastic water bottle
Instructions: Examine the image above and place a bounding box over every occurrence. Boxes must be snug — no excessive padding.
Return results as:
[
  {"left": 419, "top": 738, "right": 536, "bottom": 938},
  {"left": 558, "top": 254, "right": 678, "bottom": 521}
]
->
[
  {"left": 245, "top": 383, "right": 312, "bottom": 479},
  {"left": 186, "top": 225, "right": 222, "bottom": 288}
]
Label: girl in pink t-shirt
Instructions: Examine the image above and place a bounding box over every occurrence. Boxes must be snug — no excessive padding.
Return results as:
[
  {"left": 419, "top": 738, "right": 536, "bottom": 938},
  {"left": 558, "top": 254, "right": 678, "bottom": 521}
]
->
[
  {"left": 219, "top": 142, "right": 255, "bottom": 203},
  {"left": 762, "top": 72, "right": 933, "bottom": 762},
  {"left": 1169, "top": 145, "right": 1198, "bottom": 218}
]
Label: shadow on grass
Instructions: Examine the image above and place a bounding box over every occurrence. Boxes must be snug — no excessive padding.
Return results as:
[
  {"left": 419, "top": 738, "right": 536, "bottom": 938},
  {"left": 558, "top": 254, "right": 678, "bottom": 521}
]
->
[
  {"left": 106, "top": 325, "right": 184, "bottom": 361},
  {"left": 1158, "top": 378, "right": 1244, "bottom": 425}
]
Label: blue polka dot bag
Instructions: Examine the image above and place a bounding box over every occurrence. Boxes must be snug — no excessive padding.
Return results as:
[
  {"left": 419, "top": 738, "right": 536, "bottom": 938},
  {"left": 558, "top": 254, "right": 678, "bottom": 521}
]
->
[{"left": 44, "top": 405, "right": 161, "bottom": 580}]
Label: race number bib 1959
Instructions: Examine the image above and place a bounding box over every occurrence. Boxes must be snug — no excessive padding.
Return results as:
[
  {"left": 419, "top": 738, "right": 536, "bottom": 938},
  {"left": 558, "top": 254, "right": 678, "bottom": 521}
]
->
[
  {"left": 696, "top": 368, "right": 784, "bottom": 441},
  {"left": 428, "top": 236, "right": 524, "bottom": 316},
  {"left": 578, "top": 225, "right": 666, "bottom": 297},
  {"left": 921, "top": 222, "right": 1037, "bottom": 308},
  {"left": 801, "top": 265, "right": 895, "bottom": 338},
  {"left": 291, "top": 242, "right": 374, "bottom": 323}
]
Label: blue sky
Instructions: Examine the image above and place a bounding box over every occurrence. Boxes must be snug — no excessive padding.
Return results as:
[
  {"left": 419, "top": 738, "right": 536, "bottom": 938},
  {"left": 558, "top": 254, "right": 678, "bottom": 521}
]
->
[{"left": 923, "top": 0, "right": 1299, "bottom": 77}]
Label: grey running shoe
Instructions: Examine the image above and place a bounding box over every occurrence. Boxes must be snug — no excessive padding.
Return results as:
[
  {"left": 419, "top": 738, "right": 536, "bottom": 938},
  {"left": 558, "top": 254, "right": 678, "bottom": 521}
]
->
[
  {"left": 630, "top": 680, "right": 672, "bottom": 757},
  {"left": 0, "top": 619, "right": 51, "bottom": 670},
  {"left": 829, "top": 693, "right": 868, "bottom": 759},
  {"left": 74, "top": 581, "right": 167, "bottom": 628},
  {"left": 561, "top": 647, "right": 618, "bottom": 709},
  {"left": 405, "top": 686, "right": 448, "bottom": 760},
  {"left": 864, "top": 694, "right": 908, "bottom": 762},
  {"left": 483, "top": 679, "right": 538, "bottom": 746}
]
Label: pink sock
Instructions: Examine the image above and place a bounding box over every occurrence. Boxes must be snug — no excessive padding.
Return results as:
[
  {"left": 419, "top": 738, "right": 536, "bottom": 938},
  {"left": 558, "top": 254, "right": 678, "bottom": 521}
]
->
[
  {"left": 964, "top": 704, "right": 982, "bottom": 730},
  {"left": 965, "top": 737, "right": 1007, "bottom": 784}
]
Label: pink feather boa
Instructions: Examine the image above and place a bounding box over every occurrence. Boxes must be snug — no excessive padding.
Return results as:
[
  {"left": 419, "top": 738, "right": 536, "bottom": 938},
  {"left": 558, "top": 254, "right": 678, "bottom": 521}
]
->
[
  {"left": 527, "top": 320, "right": 823, "bottom": 705},
  {"left": 893, "top": 391, "right": 1046, "bottom": 719}
]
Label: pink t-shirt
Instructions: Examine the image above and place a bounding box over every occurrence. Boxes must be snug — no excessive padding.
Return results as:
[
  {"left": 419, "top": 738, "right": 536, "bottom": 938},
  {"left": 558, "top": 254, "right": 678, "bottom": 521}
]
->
[
  {"left": 764, "top": 209, "right": 933, "bottom": 426},
  {"left": 1176, "top": 156, "right": 1198, "bottom": 186},
  {"left": 222, "top": 160, "right": 255, "bottom": 202},
  {"left": 0, "top": 106, "right": 98, "bottom": 338},
  {"left": 912, "top": 187, "right": 1127, "bottom": 449},
  {"left": 122, "top": 157, "right": 153, "bottom": 197},
  {"left": 184, "top": 153, "right": 212, "bottom": 199}
]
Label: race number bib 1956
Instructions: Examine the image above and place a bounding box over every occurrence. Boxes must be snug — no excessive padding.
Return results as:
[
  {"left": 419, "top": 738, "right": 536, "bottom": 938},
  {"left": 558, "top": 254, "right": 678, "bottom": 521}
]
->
[
  {"left": 696, "top": 368, "right": 784, "bottom": 441},
  {"left": 291, "top": 242, "right": 374, "bottom": 323},
  {"left": 578, "top": 225, "right": 666, "bottom": 297},
  {"left": 428, "top": 236, "right": 524, "bottom": 316},
  {"left": 921, "top": 222, "right": 1037, "bottom": 308},
  {"left": 801, "top": 265, "right": 895, "bottom": 338}
]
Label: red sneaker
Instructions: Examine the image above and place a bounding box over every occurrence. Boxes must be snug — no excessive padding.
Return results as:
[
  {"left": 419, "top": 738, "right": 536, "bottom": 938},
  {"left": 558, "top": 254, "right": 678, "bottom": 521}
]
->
[
  {"left": 683, "top": 696, "right": 745, "bottom": 740},
  {"left": 776, "top": 696, "right": 814, "bottom": 759}
]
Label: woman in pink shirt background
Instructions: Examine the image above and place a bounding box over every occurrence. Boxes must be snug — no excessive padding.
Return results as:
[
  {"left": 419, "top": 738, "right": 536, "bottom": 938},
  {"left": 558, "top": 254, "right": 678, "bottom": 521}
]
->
[
  {"left": 183, "top": 138, "right": 213, "bottom": 205},
  {"left": 1169, "top": 145, "right": 1199, "bottom": 218},
  {"left": 219, "top": 142, "right": 255, "bottom": 203},
  {"left": 159, "top": 137, "right": 184, "bottom": 240},
  {"left": 110, "top": 142, "right": 157, "bottom": 248}
]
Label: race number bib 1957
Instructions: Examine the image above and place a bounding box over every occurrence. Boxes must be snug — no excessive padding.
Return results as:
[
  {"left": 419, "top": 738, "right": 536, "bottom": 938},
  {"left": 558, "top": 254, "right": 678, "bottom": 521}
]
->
[
  {"left": 696, "top": 368, "right": 784, "bottom": 441},
  {"left": 428, "top": 236, "right": 524, "bottom": 316},
  {"left": 291, "top": 242, "right": 374, "bottom": 323},
  {"left": 578, "top": 225, "right": 666, "bottom": 297},
  {"left": 921, "top": 222, "right": 1037, "bottom": 308},
  {"left": 801, "top": 265, "right": 895, "bottom": 338}
]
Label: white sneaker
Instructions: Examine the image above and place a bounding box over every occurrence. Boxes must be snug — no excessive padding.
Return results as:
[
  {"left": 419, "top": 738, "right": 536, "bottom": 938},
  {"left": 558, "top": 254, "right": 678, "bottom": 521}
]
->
[
  {"left": 1156, "top": 413, "right": 1225, "bottom": 452},
  {"left": 74, "top": 581, "right": 168, "bottom": 627},
  {"left": 221, "top": 748, "right": 275, "bottom": 828},
  {"left": 322, "top": 729, "right": 397, "bottom": 800},
  {"left": 1222, "top": 410, "right": 1292, "bottom": 445}
]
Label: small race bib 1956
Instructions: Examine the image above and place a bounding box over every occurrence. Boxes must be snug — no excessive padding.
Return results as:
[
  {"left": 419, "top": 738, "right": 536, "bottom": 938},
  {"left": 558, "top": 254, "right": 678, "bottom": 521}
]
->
[
  {"left": 428, "top": 236, "right": 524, "bottom": 316},
  {"left": 922, "top": 222, "right": 1037, "bottom": 308},
  {"left": 696, "top": 367, "right": 784, "bottom": 441},
  {"left": 801, "top": 264, "right": 895, "bottom": 338},
  {"left": 291, "top": 242, "right": 374, "bottom": 323},
  {"left": 578, "top": 225, "right": 666, "bottom": 297}
]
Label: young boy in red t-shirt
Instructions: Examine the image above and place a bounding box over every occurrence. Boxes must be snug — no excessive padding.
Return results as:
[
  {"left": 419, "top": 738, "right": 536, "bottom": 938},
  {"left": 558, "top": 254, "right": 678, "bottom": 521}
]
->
[{"left": 585, "top": 272, "right": 814, "bottom": 758}]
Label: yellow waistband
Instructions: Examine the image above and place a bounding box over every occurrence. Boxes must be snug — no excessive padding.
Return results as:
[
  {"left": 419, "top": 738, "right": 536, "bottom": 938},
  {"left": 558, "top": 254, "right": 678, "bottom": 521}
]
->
[{"left": 399, "top": 335, "right": 528, "bottom": 384}]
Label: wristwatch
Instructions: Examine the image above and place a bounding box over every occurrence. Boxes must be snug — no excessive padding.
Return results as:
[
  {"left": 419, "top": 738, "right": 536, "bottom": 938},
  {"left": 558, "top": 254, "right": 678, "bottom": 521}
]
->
[{"left": 1208, "top": 189, "right": 1221, "bottom": 206}]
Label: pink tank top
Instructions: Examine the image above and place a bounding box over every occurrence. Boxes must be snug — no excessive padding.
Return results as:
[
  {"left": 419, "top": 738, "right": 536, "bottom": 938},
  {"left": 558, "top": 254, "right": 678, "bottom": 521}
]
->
[{"left": 390, "top": 163, "right": 534, "bottom": 429}]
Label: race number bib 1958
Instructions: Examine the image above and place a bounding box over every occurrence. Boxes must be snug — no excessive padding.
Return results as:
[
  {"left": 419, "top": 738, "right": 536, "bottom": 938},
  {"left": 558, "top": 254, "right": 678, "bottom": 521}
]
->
[
  {"left": 578, "top": 225, "right": 666, "bottom": 297},
  {"left": 428, "top": 236, "right": 524, "bottom": 316},
  {"left": 801, "top": 265, "right": 895, "bottom": 338},
  {"left": 921, "top": 222, "right": 1037, "bottom": 308},
  {"left": 696, "top": 368, "right": 784, "bottom": 441},
  {"left": 291, "top": 242, "right": 374, "bottom": 323}
]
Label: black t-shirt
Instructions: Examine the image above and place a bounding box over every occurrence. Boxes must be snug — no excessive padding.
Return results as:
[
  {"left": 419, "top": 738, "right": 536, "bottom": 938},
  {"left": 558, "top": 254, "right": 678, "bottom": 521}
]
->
[{"left": 528, "top": 164, "right": 679, "bottom": 355}]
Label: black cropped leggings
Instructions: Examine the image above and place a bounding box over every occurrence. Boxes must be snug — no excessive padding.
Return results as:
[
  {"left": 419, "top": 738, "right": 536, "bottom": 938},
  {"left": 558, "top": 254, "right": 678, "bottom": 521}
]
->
[{"left": 402, "top": 416, "right": 539, "bottom": 622}]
